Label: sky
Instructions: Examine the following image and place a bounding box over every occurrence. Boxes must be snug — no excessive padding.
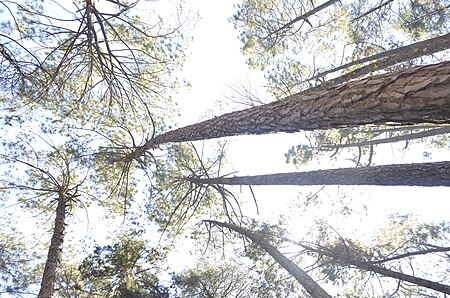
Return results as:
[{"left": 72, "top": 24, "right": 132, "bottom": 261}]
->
[
  {"left": 176, "top": 0, "right": 300, "bottom": 175},
  {"left": 176, "top": 0, "right": 252, "bottom": 124}
]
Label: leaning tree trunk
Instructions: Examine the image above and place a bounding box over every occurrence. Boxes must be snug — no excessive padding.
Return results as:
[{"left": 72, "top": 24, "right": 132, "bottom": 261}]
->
[
  {"left": 267, "top": 0, "right": 339, "bottom": 38},
  {"left": 187, "top": 162, "right": 450, "bottom": 187},
  {"left": 309, "top": 32, "right": 450, "bottom": 91},
  {"left": 38, "top": 191, "right": 67, "bottom": 298},
  {"left": 354, "top": 260, "right": 450, "bottom": 294},
  {"left": 205, "top": 220, "right": 332, "bottom": 298},
  {"left": 319, "top": 126, "right": 450, "bottom": 150},
  {"left": 302, "top": 244, "right": 450, "bottom": 295},
  {"left": 129, "top": 62, "right": 450, "bottom": 160}
]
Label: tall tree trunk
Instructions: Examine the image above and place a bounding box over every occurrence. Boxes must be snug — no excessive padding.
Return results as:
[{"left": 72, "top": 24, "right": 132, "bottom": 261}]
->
[
  {"left": 354, "top": 261, "right": 450, "bottom": 295},
  {"left": 205, "top": 220, "right": 332, "bottom": 298},
  {"left": 267, "top": 0, "right": 340, "bottom": 38},
  {"left": 38, "top": 191, "right": 67, "bottom": 298},
  {"left": 308, "top": 32, "right": 450, "bottom": 90},
  {"left": 131, "top": 62, "right": 450, "bottom": 159},
  {"left": 319, "top": 126, "right": 450, "bottom": 150},
  {"left": 351, "top": 0, "right": 393, "bottom": 22},
  {"left": 302, "top": 244, "right": 450, "bottom": 295},
  {"left": 187, "top": 162, "right": 450, "bottom": 187}
]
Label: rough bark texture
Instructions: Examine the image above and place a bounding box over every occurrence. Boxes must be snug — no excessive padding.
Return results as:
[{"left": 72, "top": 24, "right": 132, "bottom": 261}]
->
[
  {"left": 205, "top": 220, "right": 332, "bottom": 298},
  {"left": 38, "top": 192, "right": 66, "bottom": 298},
  {"left": 136, "top": 62, "right": 450, "bottom": 156},
  {"left": 303, "top": 245, "right": 450, "bottom": 295},
  {"left": 188, "top": 162, "right": 450, "bottom": 187}
]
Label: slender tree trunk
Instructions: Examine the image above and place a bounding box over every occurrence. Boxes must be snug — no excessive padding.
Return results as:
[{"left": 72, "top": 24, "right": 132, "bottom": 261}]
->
[
  {"left": 131, "top": 62, "right": 450, "bottom": 159},
  {"left": 351, "top": 0, "right": 393, "bottom": 22},
  {"left": 0, "top": 42, "right": 22, "bottom": 74},
  {"left": 370, "top": 246, "right": 450, "bottom": 265},
  {"left": 266, "top": 0, "right": 339, "bottom": 38},
  {"left": 308, "top": 32, "right": 450, "bottom": 89},
  {"left": 187, "top": 162, "right": 450, "bottom": 187},
  {"left": 354, "top": 261, "right": 450, "bottom": 294},
  {"left": 205, "top": 220, "right": 332, "bottom": 298},
  {"left": 319, "top": 126, "right": 450, "bottom": 150},
  {"left": 302, "top": 244, "right": 450, "bottom": 295},
  {"left": 38, "top": 191, "right": 66, "bottom": 298}
]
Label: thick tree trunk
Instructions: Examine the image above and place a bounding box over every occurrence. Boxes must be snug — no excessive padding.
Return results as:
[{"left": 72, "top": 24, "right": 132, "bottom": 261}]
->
[
  {"left": 187, "top": 162, "right": 450, "bottom": 187},
  {"left": 302, "top": 244, "right": 450, "bottom": 295},
  {"left": 38, "top": 192, "right": 66, "bottom": 298},
  {"left": 205, "top": 220, "right": 332, "bottom": 298},
  {"left": 132, "top": 62, "right": 450, "bottom": 159}
]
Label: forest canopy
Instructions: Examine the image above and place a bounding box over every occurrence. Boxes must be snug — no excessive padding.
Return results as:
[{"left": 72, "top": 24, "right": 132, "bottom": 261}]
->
[{"left": 0, "top": 0, "right": 449, "bottom": 297}]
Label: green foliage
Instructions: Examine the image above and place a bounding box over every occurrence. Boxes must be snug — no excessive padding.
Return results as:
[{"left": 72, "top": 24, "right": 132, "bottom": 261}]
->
[
  {"left": 244, "top": 220, "right": 288, "bottom": 261},
  {"left": 0, "top": 120, "right": 128, "bottom": 217},
  {"left": 375, "top": 213, "right": 450, "bottom": 250},
  {"left": 0, "top": 1, "right": 193, "bottom": 295},
  {"left": 285, "top": 126, "right": 449, "bottom": 168},
  {"left": 206, "top": 220, "right": 305, "bottom": 297},
  {"left": 0, "top": 213, "right": 42, "bottom": 295},
  {"left": 1, "top": 0, "right": 189, "bottom": 115},
  {"left": 0, "top": 0, "right": 448, "bottom": 296},
  {"left": 303, "top": 214, "right": 450, "bottom": 296},
  {"left": 0, "top": 1, "right": 192, "bottom": 177},
  {"left": 397, "top": 0, "right": 450, "bottom": 40},
  {"left": 174, "top": 256, "right": 304, "bottom": 298},
  {"left": 174, "top": 261, "right": 253, "bottom": 297},
  {"left": 285, "top": 128, "right": 366, "bottom": 166},
  {"left": 241, "top": 222, "right": 307, "bottom": 298},
  {"left": 146, "top": 142, "right": 227, "bottom": 235},
  {"left": 60, "top": 232, "right": 169, "bottom": 298},
  {"left": 232, "top": 0, "right": 450, "bottom": 97}
]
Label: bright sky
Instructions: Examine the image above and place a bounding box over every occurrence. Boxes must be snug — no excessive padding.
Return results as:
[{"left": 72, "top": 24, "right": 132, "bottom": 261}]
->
[
  {"left": 176, "top": 0, "right": 300, "bottom": 174},
  {"left": 177, "top": 0, "right": 250, "bottom": 123}
]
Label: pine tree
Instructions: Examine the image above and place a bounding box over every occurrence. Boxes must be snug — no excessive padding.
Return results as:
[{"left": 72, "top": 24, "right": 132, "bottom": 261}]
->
[
  {"left": 128, "top": 62, "right": 450, "bottom": 160},
  {"left": 185, "top": 161, "right": 450, "bottom": 187}
]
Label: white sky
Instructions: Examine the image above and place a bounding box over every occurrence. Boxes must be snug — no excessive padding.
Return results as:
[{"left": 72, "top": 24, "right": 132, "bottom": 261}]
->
[
  {"left": 177, "top": 0, "right": 250, "bottom": 124},
  {"left": 176, "top": 0, "right": 300, "bottom": 175}
]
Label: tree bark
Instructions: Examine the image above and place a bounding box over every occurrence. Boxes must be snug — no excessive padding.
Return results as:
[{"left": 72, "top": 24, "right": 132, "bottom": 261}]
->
[
  {"left": 319, "top": 126, "right": 450, "bottom": 150},
  {"left": 351, "top": 0, "right": 394, "bottom": 22},
  {"left": 370, "top": 246, "right": 450, "bottom": 265},
  {"left": 302, "top": 244, "right": 450, "bottom": 295},
  {"left": 187, "top": 162, "right": 450, "bottom": 187},
  {"left": 308, "top": 32, "right": 450, "bottom": 89},
  {"left": 266, "top": 0, "right": 340, "bottom": 38},
  {"left": 132, "top": 62, "right": 450, "bottom": 159},
  {"left": 38, "top": 191, "right": 67, "bottom": 298},
  {"left": 354, "top": 261, "right": 450, "bottom": 294},
  {"left": 205, "top": 220, "right": 332, "bottom": 298}
]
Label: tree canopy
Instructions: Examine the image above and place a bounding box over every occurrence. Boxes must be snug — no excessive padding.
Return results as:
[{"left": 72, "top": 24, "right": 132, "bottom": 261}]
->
[{"left": 0, "top": 0, "right": 449, "bottom": 297}]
